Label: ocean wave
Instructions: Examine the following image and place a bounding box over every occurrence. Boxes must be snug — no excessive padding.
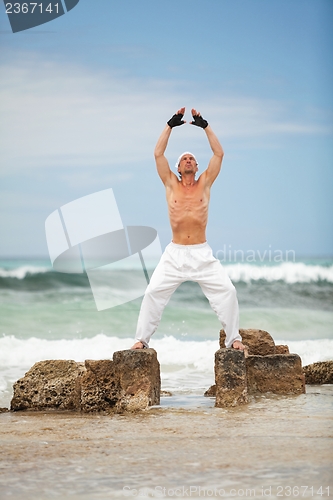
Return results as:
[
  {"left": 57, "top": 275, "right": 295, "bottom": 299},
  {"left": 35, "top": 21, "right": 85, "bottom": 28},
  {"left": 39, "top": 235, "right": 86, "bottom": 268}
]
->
[
  {"left": 0, "top": 334, "right": 217, "bottom": 373},
  {"left": 225, "top": 262, "right": 333, "bottom": 284},
  {"left": 1, "top": 261, "right": 333, "bottom": 283},
  {"left": 0, "top": 265, "right": 50, "bottom": 279},
  {"left": 0, "top": 333, "right": 332, "bottom": 373},
  {"left": 0, "top": 267, "right": 90, "bottom": 290}
]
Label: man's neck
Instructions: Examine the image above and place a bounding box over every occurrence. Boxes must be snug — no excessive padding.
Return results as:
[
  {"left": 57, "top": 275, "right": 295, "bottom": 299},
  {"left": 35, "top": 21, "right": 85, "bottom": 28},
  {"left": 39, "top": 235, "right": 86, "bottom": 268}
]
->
[{"left": 181, "top": 174, "right": 196, "bottom": 187}]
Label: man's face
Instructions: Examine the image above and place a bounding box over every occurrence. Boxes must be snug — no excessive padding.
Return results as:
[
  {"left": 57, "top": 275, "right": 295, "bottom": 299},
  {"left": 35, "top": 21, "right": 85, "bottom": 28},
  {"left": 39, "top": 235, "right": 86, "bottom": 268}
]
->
[{"left": 178, "top": 154, "right": 198, "bottom": 176}]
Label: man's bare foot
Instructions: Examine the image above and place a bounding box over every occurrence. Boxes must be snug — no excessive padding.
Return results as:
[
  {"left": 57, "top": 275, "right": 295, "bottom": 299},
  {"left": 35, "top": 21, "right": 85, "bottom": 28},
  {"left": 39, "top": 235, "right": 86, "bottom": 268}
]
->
[
  {"left": 131, "top": 341, "right": 145, "bottom": 350},
  {"left": 232, "top": 340, "right": 246, "bottom": 350}
]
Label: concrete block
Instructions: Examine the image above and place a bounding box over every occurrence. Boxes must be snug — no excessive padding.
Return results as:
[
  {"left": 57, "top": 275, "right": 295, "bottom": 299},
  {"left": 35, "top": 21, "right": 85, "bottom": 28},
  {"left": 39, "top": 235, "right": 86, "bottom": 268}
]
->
[
  {"left": 246, "top": 354, "right": 305, "bottom": 395},
  {"left": 215, "top": 349, "right": 248, "bottom": 407}
]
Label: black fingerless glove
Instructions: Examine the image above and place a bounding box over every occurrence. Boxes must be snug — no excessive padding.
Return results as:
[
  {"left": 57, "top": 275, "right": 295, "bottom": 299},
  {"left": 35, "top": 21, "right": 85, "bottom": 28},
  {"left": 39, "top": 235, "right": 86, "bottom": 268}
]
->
[
  {"left": 167, "top": 113, "right": 185, "bottom": 128},
  {"left": 190, "top": 114, "right": 208, "bottom": 129}
]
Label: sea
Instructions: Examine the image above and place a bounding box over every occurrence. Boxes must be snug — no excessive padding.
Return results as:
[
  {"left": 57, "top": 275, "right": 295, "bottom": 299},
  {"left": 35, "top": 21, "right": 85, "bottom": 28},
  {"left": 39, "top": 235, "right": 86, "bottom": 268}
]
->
[{"left": 0, "top": 256, "right": 333, "bottom": 409}]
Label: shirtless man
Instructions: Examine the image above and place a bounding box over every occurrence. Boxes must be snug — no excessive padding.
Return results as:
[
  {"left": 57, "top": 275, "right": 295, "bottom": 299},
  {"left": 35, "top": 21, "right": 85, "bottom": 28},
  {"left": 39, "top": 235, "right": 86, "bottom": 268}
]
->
[{"left": 131, "top": 107, "right": 245, "bottom": 350}]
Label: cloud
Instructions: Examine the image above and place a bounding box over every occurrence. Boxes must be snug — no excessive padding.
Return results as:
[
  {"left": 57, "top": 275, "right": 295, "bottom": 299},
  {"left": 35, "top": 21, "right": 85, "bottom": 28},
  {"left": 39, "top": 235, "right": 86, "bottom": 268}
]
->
[
  {"left": 60, "top": 170, "right": 133, "bottom": 189},
  {"left": 0, "top": 191, "right": 61, "bottom": 211},
  {"left": 0, "top": 53, "right": 331, "bottom": 176}
]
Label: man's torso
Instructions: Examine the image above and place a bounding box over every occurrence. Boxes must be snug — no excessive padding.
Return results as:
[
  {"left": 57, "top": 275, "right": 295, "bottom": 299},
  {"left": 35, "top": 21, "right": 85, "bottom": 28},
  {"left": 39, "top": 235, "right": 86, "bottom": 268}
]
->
[{"left": 166, "top": 175, "right": 210, "bottom": 245}]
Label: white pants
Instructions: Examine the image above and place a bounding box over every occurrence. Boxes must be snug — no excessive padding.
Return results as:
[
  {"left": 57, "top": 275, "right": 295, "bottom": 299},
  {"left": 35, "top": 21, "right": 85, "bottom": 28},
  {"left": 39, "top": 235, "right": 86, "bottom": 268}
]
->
[{"left": 135, "top": 242, "right": 241, "bottom": 348}]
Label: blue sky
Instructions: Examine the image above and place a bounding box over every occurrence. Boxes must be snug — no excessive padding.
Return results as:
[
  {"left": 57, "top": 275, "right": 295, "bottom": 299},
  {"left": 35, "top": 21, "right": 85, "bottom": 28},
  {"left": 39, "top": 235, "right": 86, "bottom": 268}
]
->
[{"left": 0, "top": 0, "right": 332, "bottom": 258}]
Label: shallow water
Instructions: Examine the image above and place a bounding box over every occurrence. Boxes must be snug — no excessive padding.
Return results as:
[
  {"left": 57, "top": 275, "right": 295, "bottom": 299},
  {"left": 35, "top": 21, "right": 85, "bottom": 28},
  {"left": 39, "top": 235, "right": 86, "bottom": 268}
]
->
[
  {"left": 0, "top": 386, "right": 332, "bottom": 499},
  {"left": 1, "top": 259, "right": 332, "bottom": 498}
]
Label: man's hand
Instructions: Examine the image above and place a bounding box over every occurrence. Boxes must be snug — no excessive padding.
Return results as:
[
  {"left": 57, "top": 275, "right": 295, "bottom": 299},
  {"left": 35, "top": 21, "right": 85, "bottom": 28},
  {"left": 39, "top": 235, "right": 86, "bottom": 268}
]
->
[
  {"left": 167, "top": 107, "right": 186, "bottom": 128},
  {"left": 190, "top": 108, "right": 208, "bottom": 129}
]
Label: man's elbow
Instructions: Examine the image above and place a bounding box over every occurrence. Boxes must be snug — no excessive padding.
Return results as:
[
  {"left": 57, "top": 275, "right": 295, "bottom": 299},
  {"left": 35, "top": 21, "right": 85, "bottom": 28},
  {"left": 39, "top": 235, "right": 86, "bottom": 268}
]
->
[
  {"left": 215, "top": 149, "right": 224, "bottom": 160},
  {"left": 154, "top": 148, "right": 164, "bottom": 159}
]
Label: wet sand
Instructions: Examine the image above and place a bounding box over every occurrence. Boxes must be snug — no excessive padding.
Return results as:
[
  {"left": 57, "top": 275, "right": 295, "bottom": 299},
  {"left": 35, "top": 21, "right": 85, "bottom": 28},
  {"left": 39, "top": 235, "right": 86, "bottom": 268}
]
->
[{"left": 0, "top": 386, "right": 332, "bottom": 499}]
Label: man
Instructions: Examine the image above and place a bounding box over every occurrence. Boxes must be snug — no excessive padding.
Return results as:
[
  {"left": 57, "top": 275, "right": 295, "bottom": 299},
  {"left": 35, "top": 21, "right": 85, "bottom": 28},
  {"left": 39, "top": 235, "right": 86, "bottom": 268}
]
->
[{"left": 131, "top": 107, "right": 245, "bottom": 351}]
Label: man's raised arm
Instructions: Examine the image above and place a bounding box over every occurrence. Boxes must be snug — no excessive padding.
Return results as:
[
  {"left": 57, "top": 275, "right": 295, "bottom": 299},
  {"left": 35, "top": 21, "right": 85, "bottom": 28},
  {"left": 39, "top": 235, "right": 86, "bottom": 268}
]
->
[
  {"left": 154, "top": 107, "right": 185, "bottom": 186},
  {"left": 190, "top": 108, "right": 224, "bottom": 187}
]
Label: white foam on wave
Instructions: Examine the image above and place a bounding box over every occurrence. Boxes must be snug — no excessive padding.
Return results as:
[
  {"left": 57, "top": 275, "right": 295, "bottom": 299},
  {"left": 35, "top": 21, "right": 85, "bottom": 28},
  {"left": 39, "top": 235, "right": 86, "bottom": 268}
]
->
[
  {"left": 0, "top": 334, "right": 219, "bottom": 397},
  {"left": 0, "top": 266, "right": 50, "bottom": 279},
  {"left": 0, "top": 334, "right": 332, "bottom": 406},
  {"left": 1, "top": 333, "right": 332, "bottom": 374},
  {"left": 275, "top": 338, "right": 333, "bottom": 367},
  {"left": 225, "top": 262, "right": 333, "bottom": 283},
  {"left": 0, "top": 334, "right": 129, "bottom": 368},
  {"left": 0, "top": 334, "right": 218, "bottom": 372}
]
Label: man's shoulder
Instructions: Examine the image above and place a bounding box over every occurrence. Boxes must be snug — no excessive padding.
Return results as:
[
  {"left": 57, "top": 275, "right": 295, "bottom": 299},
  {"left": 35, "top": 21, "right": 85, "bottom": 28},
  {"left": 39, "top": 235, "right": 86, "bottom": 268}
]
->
[
  {"left": 164, "top": 171, "right": 180, "bottom": 188},
  {"left": 197, "top": 170, "right": 211, "bottom": 186}
]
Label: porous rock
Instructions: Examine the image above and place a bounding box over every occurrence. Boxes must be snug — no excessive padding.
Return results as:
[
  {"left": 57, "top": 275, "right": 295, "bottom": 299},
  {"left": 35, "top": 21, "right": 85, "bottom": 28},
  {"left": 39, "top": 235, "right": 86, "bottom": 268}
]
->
[
  {"left": 80, "top": 359, "right": 120, "bottom": 412},
  {"left": 11, "top": 349, "right": 160, "bottom": 413},
  {"left": 204, "top": 385, "right": 216, "bottom": 397},
  {"left": 113, "top": 349, "right": 160, "bottom": 411},
  {"left": 303, "top": 361, "right": 333, "bottom": 385},
  {"left": 246, "top": 354, "right": 305, "bottom": 395},
  {"left": 275, "top": 345, "right": 290, "bottom": 354},
  {"left": 161, "top": 390, "right": 173, "bottom": 397},
  {"left": 11, "top": 360, "right": 84, "bottom": 411},
  {"left": 220, "top": 329, "right": 276, "bottom": 356},
  {"left": 215, "top": 349, "right": 248, "bottom": 407}
]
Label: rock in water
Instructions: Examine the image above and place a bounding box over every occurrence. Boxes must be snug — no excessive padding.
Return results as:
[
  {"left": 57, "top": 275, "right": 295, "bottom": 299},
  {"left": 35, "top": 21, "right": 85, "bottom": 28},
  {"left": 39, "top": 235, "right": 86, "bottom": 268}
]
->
[
  {"left": 113, "top": 349, "right": 161, "bottom": 411},
  {"left": 275, "top": 345, "right": 290, "bottom": 354},
  {"left": 204, "top": 385, "right": 216, "bottom": 397},
  {"left": 220, "top": 329, "right": 276, "bottom": 356},
  {"left": 303, "top": 361, "right": 333, "bottom": 384},
  {"left": 11, "top": 360, "right": 84, "bottom": 411},
  {"left": 80, "top": 359, "right": 120, "bottom": 412},
  {"left": 11, "top": 349, "right": 160, "bottom": 412},
  {"left": 215, "top": 349, "right": 248, "bottom": 407},
  {"left": 246, "top": 354, "right": 305, "bottom": 395}
]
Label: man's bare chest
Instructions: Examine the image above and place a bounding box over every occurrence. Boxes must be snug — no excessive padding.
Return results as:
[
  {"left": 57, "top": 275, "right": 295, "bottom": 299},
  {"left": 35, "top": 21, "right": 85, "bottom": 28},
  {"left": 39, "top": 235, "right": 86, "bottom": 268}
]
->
[{"left": 167, "top": 184, "right": 209, "bottom": 214}]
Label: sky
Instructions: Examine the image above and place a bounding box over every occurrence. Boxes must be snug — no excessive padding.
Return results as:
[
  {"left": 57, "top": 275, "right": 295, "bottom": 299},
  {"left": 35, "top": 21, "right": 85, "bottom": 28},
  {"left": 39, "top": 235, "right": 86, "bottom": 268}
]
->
[{"left": 0, "top": 0, "right": 332, "bottom": 259}]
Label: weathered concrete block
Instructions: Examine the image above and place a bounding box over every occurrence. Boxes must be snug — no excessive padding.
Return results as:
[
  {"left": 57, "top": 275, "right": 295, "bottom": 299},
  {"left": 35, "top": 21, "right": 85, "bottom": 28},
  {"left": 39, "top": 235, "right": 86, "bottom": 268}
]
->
[
  {"left": 80, "top": 359, "right": 120, "bottom": 412},
  {"left": 11, "top": 360, "right": 84, "bottom": 411},
  {"left": 113, "top": 349, "right": 160, "bottom": 411},
  {"left": 275, "top": 345, "right": 290, "bottom": 354},
  {"left": 246, "top": 354, "right": 305, "bottom": 395},
  {"left": 215, "top": 349, "right": 248, "bottom": 407},
  {"left": 303, "top": 361, "right": 333, "bottom": 384},
  {"left": 220, "top": 329, "right": 276, "bottom": 356},
  {"left": 11, "top": 350, "right": 161, "bottom": 413},
  {"left": 204, "top": 384, "right": 216, "bottom": 397}
]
